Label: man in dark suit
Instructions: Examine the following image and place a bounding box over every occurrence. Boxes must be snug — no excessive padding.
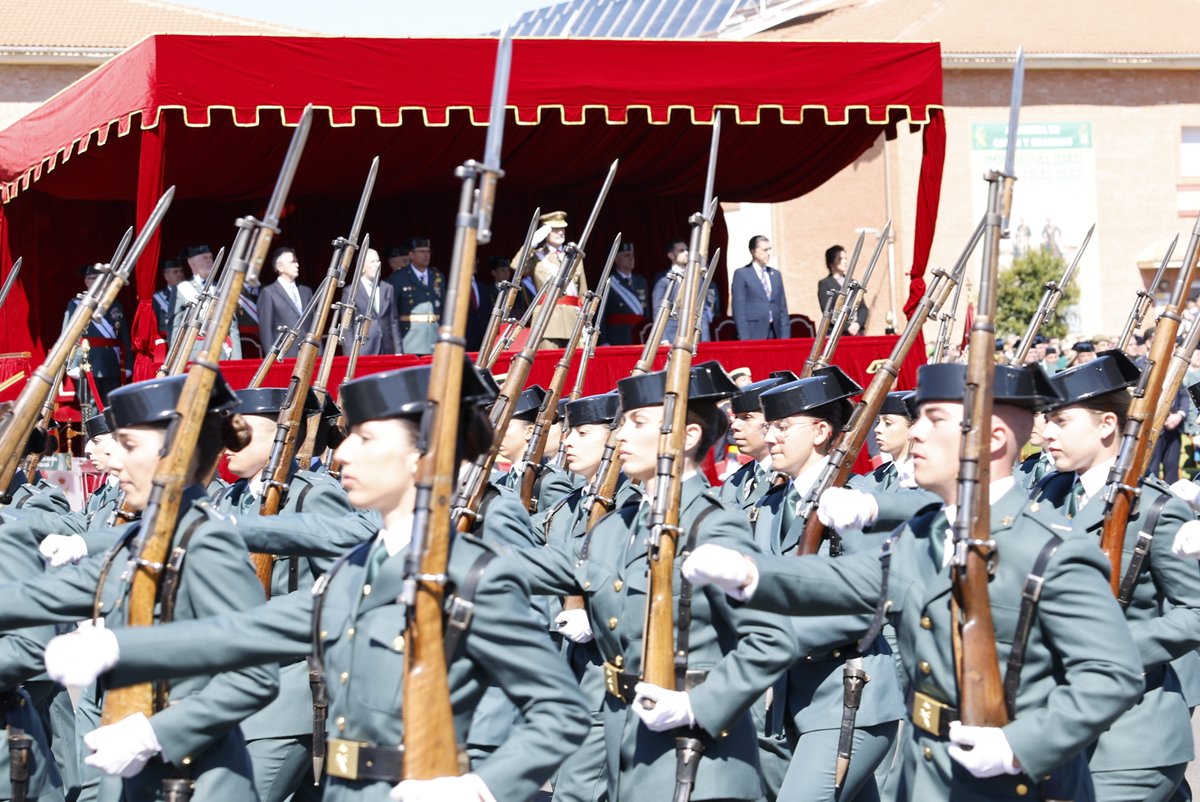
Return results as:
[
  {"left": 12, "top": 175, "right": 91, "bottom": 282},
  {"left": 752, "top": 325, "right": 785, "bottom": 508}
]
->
[
  {"left": 731, "top": 235, "right": 789, "bottom": 340},
  {"left": 816, "top": 243, "right": 868, "bottom": 335},
  {"left": 600, "top": 242, "right": 649, "bottom": 345},
  {"left": 351, "top": 247, "right": 402, "bottom": 355},
  {"left": 256, "top": 246, "right": 314, "bottom": 359},
  {"left": 66, "top": 263, "right": 131, "bottom": 404}
]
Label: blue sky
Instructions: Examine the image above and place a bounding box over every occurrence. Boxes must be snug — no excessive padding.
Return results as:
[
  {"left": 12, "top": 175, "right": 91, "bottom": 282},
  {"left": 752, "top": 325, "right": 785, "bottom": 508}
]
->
[{"left": 162, "top": 0, "right": 552, "bottom": 36}]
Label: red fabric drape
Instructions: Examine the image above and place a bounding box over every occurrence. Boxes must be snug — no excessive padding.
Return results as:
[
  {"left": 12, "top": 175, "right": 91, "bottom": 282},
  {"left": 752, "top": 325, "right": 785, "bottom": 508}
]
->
[
  {"left": 904, "top": 109, "right": 947, "bottom": 317},
  {"left": 129, "top": 123, "right": 167, "bottom": 381}
]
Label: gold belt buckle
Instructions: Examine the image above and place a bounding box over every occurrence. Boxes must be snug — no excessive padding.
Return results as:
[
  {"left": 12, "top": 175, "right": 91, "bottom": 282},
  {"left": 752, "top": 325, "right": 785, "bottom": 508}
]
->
[
  {"left": 911, "top": 691, "right": 942, "bottom": 736},
  {"left": 603, "top": 661, "right": 623, "bottom": 701},
  {"left": 327, "top": 738, "right": 361, "bottom": 780}
]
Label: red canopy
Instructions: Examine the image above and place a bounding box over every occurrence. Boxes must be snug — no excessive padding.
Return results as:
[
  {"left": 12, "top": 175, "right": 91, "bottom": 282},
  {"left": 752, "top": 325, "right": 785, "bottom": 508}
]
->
[{"left": 0, "top": 35, "right": 944, "bottom": 360}]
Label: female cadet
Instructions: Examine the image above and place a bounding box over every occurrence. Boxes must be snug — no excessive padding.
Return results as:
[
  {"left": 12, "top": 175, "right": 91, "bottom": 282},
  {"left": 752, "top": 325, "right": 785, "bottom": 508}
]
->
[
  {"left": 1034, "top": 350, "right": 1200, "bottom": 802},
  {"left": 0, "top": 374, "right": 278, "bottom": 801},
  {"left": 860, "top": 391, "right": 916, "bottom": 492},
  {"left": 213, "top": 387, "right": 355, "bottom": 802},
  {"left": 511, "top": 360, "right": 799, "bottom": 802},
  {"left": 45, "top": 363, "right": 589, "bottom": 802}
]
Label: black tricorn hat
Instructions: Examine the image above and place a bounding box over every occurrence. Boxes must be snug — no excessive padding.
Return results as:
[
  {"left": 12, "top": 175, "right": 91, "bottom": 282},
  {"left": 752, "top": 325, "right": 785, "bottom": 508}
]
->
[
  {"left": 179, "top": 245, "right": 213, "bottom": 260},
  {"left": 555, "top": 397, "right": 569, "bottom": 422},
  {"left": 1045, "top": 349, "right": 1140, "bottom": 411},
  {"left": 880, "top": 391, "right": 914, "bottom": 419},
  {"left": 768, "top": 370, "right": 800, "bottom": 383},
  {"left": 235, "top": 387, "right": 322, "bottom": 417},
  {"left": 160, "top": 258, "right": 183, "bottom": 271},
  {"left": 566, "top": 392, "right": 619, "bottom": 428},
  {"left": 730, "top": 376, "right": 792, "bottom": 415},
  {"left": 340, "top": 360, "right": 496, "bottom": 429},
  {"left": 1071, "top": 340, "right": 1096, "bottom": 353},
  {"left": 913, "top": 363, "right": 1059, "bottom": 411},
  {"left": 512, "top": 385, "right": 548, "bottom": 422},
  {"left": 83, "top": 414, "right": 110, "bottom": 441},
  {"left": 105, "top": 373, "right": 239, "bottom": 430},
  {"left": 79, "top": 263, "right": 105, "bottom": 278},
  {"left": 759, "top": 366, "right": 862, "bottom": 422},
  {"left": 617, "top": 360, "right": 739, "bottom": 412}
]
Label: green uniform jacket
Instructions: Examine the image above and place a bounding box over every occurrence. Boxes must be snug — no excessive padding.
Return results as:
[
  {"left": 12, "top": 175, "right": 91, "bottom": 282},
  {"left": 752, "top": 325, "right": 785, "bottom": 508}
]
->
[
  {"left": 744, "top": 485, "right": 1144, "bottom": 800},
  {"left": 0, "top": 486, "right": 279, "bottom": 800},
  {"left": 387, "top": 265, "right": 444, "bottom": 355},
  {"left": 1032, "top": 472, "right": 1200, "bottom": 770},
  {"left": 214, "top": 468, "right": 353, "bottom": 741},
  {"left": 495, "top": 461, "right": 580, "bottom": 518},
  {"left": 717, "top": 460, "right": 774, "bottom": 512},
  {"left": 104, "top": 536, "right": 589, "bottom": 802},
  {"left": 513, "top": 476, "right": 800, "bottom": 801}
]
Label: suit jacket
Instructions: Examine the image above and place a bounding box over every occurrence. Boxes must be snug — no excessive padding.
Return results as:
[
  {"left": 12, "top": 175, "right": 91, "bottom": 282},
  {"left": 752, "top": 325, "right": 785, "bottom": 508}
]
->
[
  {"left": 599, "top": 272, "right": 649, "bottom": 345},
  {"left": 351, "top": 279, "right": 402, "bottom": 355},
  {"left": 731, "top": 264, "right": 788, "bottom": 340},
  {"left": 817, "top": 274, "right": 868, "bottom": 334},
  {"left": 464, "top": 276, "right": 491, "bottom": 352},
  {"left": 651, "top": 271, "right": 718, "bottom": 343},
  {"left": 257, "top": 280, "right": 314, "bottom": 359}
]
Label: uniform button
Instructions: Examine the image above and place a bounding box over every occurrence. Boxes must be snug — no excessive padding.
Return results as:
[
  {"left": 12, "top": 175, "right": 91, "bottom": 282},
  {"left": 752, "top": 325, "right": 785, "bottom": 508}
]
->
[
  {"left": 336, "top": 716, "right": 346, "bottom": 732},
  {"left": 1016, "top": 783, "right": 1029, "bottom": 796},
  {"left": 920, "top": 616, "right": 933, "bottom": 630},
  {"left": 719, "top": 730, "right": 729, "bottom": 738},
  {"left": 320, "top": 630, "right": 329, "bottom": 639},
  {"left": 608, "top": 617, "right": 618, "bottom": 630},
  {"left": 832, "top": 649, "right": 841, "bottom": 658},
  {"left": 392, "top": 636, "right": 405, "bottom": 652},
  {"left": 918, "top": 660, "right": 932, "bottom": 675},
  {"left": 922, "top": 747, "right": 933, "bottom": 761},
  {"left": 613, "top": 655, "right": 624, "bottom": 668},
  {"left": 613, "top": 580, "right": 623, "bottom": 592},
  {"left": 346, "top": 627, "right": 355, "bottom": 639},
  {"left": 182, "top": 757, "right": 192, "bottom": 766},
  {"left": 362, "top": 584, "right": 372, "bottom": 596},
  {"left": 582, "top": 580, "right": 591, "bottom": 589},
  {"left": 339, "top": 672, "right": 349, "bottom": 684}
]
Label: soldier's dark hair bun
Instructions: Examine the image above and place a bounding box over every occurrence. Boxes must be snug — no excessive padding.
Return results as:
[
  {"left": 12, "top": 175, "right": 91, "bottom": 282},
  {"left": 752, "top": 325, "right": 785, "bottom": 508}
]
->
[{"left": 220, "top": 413, "right": 252, "bottom": 454}]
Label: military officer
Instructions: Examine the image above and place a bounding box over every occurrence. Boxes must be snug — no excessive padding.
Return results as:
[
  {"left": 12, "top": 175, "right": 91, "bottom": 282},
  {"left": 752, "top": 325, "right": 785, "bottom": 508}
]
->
[
  {"left": 512, "top": 211, "right": 587, "bottom": 349},
  {"left": 511, "top": 361, "right": 799, "bottom": 802},
  {"left": 599, "top": 242, "right": 648, "bottom": 345},
  {"left": 386, "top": 237, "right": 444, "bottom": 355},
  {"left": 748, "top": 368, "right": 905, "bottom": 802},
  {"left": 45, "top": 362, "right": 590, "bottom": 802},
  {"left": 0, "top": 374, "right": 278, "bottom": 800},
  {"left": 153, "top": 259, "right": 186, "bottom": 339},
  {"left": 169, "top": 245, "right": 242, "bottom": 361},
  {"left": 683, "top": 362, "right": 1145, "bottom": 802},
  {"left": 66, "top": 263, "right": 130, "bottom": 403},
  {"left": 1031, "top": 350, "right": 1200, "bottom": 802},
  {"left": 718, "top": 373, "right": 795, "bottom": 511}
]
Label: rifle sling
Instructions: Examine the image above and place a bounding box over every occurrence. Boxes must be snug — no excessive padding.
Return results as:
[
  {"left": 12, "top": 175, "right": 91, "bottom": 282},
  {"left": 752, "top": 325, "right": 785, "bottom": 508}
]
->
[
  {"left": 286, "top": 481, "right": 316, "bottom": 594},
  {"left": 154, "top": 514, "right": 207, "bottom": 711},
  {"left": 1003, "top": 535, "right": 1061, "bottom": 718},
  {"left": 674, "top": 507, "right": 716, "bottom": 688},
  {"left": 1117, "top": 493, "right": 1169, "bottom": 610},
  {"left": 443, "top": 551, "right": 497, "bottom": 663},
  {"left": 857, "top": 534, "right": 896, "bottom": 652}
]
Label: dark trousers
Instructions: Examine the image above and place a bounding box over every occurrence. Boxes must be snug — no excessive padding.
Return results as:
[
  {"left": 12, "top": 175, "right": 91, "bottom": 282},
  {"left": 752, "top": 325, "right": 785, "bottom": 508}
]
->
[{"left": 1149, "top": 429, "right": 1183, "bottom": 484}]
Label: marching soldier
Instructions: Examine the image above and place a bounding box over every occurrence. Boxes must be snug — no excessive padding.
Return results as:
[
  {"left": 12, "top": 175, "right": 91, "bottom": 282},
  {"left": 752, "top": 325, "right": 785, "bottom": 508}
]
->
[
  {"left": 494, "top": 385, "right": 577, "bottom": 513},
  {"left": 855, "top": 391, "right": 916, "bottom": 492},
  {"left": 682, "top": 362, "right": 1145, "bottom": 801},
  {"left": 512, "top": 211, "right": 587, "bottom": 349},
  {"left": 599, "top": 242, "right": 647, "bottom": 345},
  {"left": 718, "top": 374, "right": 794, "bottom": 511},
  {"left": 386, "top": 237, "right": 443, "bottom": 355},
  {"left": 511, "top": 361, "right": 799, "bottom": 801},
  {"left": 45, "top": 363, "right": 590, "bottom": 802},
  {"left": 1032, "top": 350, "right": 1200, "bottom": 802}
]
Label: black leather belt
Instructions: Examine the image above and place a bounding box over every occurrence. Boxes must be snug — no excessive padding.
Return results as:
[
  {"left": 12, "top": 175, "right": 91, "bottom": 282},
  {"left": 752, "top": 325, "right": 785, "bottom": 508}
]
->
[
  {"left": 908, "top": 690, "right": 958, "bottom": 738},
  {"left": 325, "top": 739, "right": 404, "bottom": 783},
  {"left": 603, "top": 663, "right": 708, "bottom": 704}
]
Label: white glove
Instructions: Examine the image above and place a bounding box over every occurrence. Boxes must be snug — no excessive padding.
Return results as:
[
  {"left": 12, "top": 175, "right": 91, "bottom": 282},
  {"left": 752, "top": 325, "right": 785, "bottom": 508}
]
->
[
  {"left": 531, "top": 224, "right": 553, "bottom": 247},
  {"left": 1170, "top": 479, "right": 1200, "bottom": 510},
  {"left": 66, "top": 367, "right": 81, "bottom": 380},
  {"left": 681, "top": 543, "right": 756, "bottom": 601},
  {"left": 45, "top": 619, "right": 119, "bottom": 688},
  {"left": 947, "top": 721, "right": 1020, "bottom": 778},
  {"left": 816, "top": 487, "right": 879, "bottom": 532},
  {"left": 83, "top": 712, "right": 162, "bottom": 778},
  {"left": 554, "top": 609, "right": 594, "bottom": 644},
  {"left": 631, "top": 682, "right": 696, "bottom": 731},
  {"left": 390, "top": 773, "right": 497, "bottom": 802},
  {"left": 38, "top": 533, "right": 89, "bottom": 568},
  {"left": 1172, "top": 519, "right": 1200, "bottom": 559}
]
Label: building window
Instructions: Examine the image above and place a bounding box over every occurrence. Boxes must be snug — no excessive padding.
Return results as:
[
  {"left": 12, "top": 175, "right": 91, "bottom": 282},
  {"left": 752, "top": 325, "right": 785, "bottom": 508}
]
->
[{"left": 1183, "top": 127, "right": 1200, "bottom": 177}]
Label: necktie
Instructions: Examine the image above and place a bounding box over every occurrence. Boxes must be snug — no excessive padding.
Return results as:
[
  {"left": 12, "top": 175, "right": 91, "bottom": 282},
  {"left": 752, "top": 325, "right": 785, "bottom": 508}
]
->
[
  {"left": 365, "top": 541, "right": 389, "bottom": 584},
  {"left": 287, "top": 282, "right": 302, "bottom": 312},
  {"left": 928, "top": 510, "right": 951, "bottom": 568},
  {"left": 779, "top": 485, "right": 801, "bottom": 545},
  {"left": 761, "top": 269, "right": 772, "bottom": 299},
  {"left": 1068, "top": 480, "right": 1086, "bottom": 517},
  {"left": 1032, "top": 453, "right": 1051, "bottom": 484},
  {"left": 239, "top": 487, "right": 258, "bottom": 515},
  {"left": 745, "top": 465, "right": 768, "bottom": 501}
]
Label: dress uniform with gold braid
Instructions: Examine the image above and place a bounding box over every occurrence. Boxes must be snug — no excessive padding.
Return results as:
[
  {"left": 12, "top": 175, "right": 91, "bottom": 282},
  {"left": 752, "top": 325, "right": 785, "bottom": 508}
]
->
[
  {"left": 512, "top": 211, "right": 588, "bottom": 348},
  {"left": 386, "top": 239, "right": 444, "bottom": 356}
]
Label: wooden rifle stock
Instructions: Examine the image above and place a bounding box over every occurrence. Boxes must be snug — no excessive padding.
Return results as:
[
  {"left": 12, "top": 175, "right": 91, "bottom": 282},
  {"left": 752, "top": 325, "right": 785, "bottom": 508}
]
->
[
  {"left": 795, "top": 266, "right": 961, "bottom": 555},
  {"left": 1101, "top": 214, "right": 1200, "bottom": 594},
  {"left": 103, "top": 109, "right": 311, "bottom": 726},
  {"left": 1116, "top": 235, "right": 1175, "bottom": 353},
  {"left": 479, "top": 207, "right": 540, "bottom": 367},
  {"left": 160, "top": 246, "right": 226, "bottom": 377}
]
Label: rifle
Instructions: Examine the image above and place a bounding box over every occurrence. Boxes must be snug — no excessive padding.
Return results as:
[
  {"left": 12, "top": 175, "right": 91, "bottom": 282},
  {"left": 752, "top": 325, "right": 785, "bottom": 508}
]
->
[
  {"left": 249, "top": 276, "right": 330, "bottom": 388},
  {"left": 484, "top": 269, "right": 553, "bottom": 366},
  {"left": 1100, "top": 214, "right": 1200, "bottom": 593},
  {"left": 255, "top": 158, "right": 377, "bottom": 594},
  {"left": 793, "top": 261, "right": 968, "bottom": 555},
  {"left": 101, "top": 108, "right": 311, "bottom": 726},
  {"left": 0, "top": 200, "right": 167, "bottom": 493},
  {"left": 401, "top": 31, "right": 512, "bottom": 780},
  {"left": 804, "top": 231, "right": 866, "bottom": 377},
  {"left": 515, "top": 234, "right": 620, "bottom": 511},
  {"left": 814, "top": 222, "right": 890, "bottom": 371},
  {"left": 1009, "top": 223, "right": 1094, "bottom": 366},
  {"left": 931, "top": 220, "right": 986, "bottom": 363},
  {"left": 0, "top": 257, "right": 23, "bottom": 315},
  {"left": 689, "top": 247, "right": 721, "bottom": 349},
  {"left": 453, "top": 160, "right": 618, "bottom": 528},
  {"left": 325, "top": 232, "right": 371, "bottom": 360},
  {"left": 1116, "top": 235, "right": 1175, "bottom": 352},
  {"left": 478, "top": 207, "right": 540, "bottom": 367},
  {"left": 949, "top": 48, "right": 1024, "bottom": 729},
  {"left": 159, "top": 246, "right": 227, "bottom": 377}
]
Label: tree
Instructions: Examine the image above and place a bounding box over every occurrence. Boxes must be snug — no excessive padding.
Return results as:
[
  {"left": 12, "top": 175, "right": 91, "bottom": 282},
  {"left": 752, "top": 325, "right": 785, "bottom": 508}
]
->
[{"left": 996, "top": 247, "right": 1079, "bottom": 341}]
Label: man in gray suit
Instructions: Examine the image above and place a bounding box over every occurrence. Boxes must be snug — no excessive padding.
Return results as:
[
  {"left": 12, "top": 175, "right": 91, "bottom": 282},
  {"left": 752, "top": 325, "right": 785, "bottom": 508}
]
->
[
  {"left": 731, "top": 234, "right": 789, "bottom": 340},
  {"left": 352, "top": 248, "right": 402, "bottom": 355},
  {"left": 257, "top": 247, "right": 314, "bottom": 359}
]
